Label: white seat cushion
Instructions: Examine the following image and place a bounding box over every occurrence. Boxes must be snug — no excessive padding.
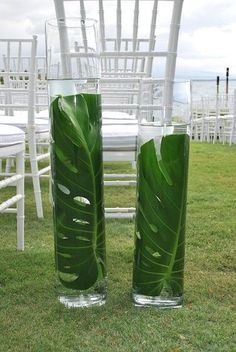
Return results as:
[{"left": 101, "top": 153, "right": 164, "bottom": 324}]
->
[
  {"left": 0, "top": 111, "right": 49, "bottom": 133},
  {"left": 102, "top": 111, "right": 136, "bottom": 120},
  {"left": 103, "top": 118, "right": 137, "bottom": 125},
  {"left": 102, "top": 122, "right": 138, "bottom": 151},
  {"left": 0, "top": 124, "right": 25, "bottom": 146},
  {"left": 36, "top": 110, "right": 136, "bottom": 121},
  {"left": 35, "top": 109, "right": 49, "bottom": 119},
  {"left": 0, "top": 110, "right": 138, "bottom": 150}
]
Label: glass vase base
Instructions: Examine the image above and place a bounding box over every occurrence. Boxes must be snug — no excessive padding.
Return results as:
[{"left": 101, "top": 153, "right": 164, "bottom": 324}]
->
[
  {"left": 58, "top": 293, "right": 106, "bottom": 308},
  {"left": 132, "top": 293, "right": 183, "bottom": 309}
]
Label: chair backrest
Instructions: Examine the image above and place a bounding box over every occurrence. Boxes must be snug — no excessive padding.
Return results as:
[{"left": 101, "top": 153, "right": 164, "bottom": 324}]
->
[
  {"left": 54, "top": 0, "right": 183, "bottom": 77},
  {"left": 53, "top": 0, "right": 184, "bottom": 123},
  {"left": 0, "top": 37, "right": 37, "bottom": 121},
  {"left": 2, "top": 55, "right": 46, "bottom": 79}
]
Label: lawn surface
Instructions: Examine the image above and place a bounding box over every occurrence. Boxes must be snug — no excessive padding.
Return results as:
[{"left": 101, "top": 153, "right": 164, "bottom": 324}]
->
[{"left": 0, "top": 142, "right": 235, "bottom": 352}]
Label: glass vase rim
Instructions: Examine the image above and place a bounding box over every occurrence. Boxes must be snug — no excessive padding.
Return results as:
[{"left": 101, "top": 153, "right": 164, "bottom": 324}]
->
[{"left": 46, "top": 17, "right": 98, "bottom": 29}]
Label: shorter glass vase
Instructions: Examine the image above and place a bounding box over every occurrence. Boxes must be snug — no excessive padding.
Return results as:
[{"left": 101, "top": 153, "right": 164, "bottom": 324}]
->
[{"left": 132, "top": 81, "right": 191, "bottom": 308}]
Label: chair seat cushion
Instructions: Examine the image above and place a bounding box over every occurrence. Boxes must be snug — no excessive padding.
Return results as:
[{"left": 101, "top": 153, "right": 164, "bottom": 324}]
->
[
  {"left": 102, "top": 111, "right": 136, "bottom": 120},
  {"left": 0, "top": 124, "right": 25, "bottom": 146},
  {"left": 103, "top": 118, "right": 137, "bottom": 126},
  {"left": 102, "top": 122, "right": 138, "bottom": 151},
  {"left": 35, "top": 110, "right": 136, "bottom": 120},
  {"left": 35, "top": 109, "right": 49, "bottom": 119},
  {"left": 0, "top": 111, "right": 139, "bottom": 150},
  {"left": 0, "top": 111, "right": 49, "bottom": 133}
]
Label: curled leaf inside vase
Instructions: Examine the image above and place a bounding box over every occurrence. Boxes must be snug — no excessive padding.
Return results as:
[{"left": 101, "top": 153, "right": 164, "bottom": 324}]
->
[{"left": 51, "top": 93, "right": 106, "bottom": 290}]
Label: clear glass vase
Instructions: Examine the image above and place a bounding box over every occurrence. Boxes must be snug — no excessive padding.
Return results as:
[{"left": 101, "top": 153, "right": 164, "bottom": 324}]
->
[
  {"left": 132, "top": 80, "right": 191, "bottom": 308},
  {"left": 46, "top": 18, "right": 106, "bottom": 308}
]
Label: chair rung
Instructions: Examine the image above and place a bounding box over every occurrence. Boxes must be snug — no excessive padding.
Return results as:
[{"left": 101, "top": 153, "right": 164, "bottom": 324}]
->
[
  {"left": 101, "top": 51, "right": 168, "bottom": 58},
  {"left": 0, "top": 194, "right": 23, "bottom": 212},
  {"left": 0, "top": 87, "right": 28, "bottom": 92},
  {"left": 0, "top": 70, "right": 34, "bottom": 75},
  {"left": 101, "top": 77, "right": 165, "bottom": 84},
  {"left": 3, "top": 208, "right": 17, "bottom": 214},
  {"left": 0, "top": 174, "right": 23, "bottom": 189},
  {"left": 105, "top": 213, "right": 135, "bottom": 219},
  {"left": 25, "top": 165, "right": 50, "bottom": 177},
  {"left": 140, "top": 104, "right": 163, "bottom": 111},
  {"left": 0, "top": 104, "right": 28, "bottom": 109},
  {"left": 105, "top": 207, "right": 135, "bottom": 213},
  {"left": 36, "top": 153, "right": 50, "bottom": 161},
  {"left": 37, "top": 142, "right": 49, "bottom": 147},
  {"left": 38, "top": 166, "right": 51, "bottom": 176},
  {"left": 0, "top": 172, "right": 14, "bottom": 177},
  {"left": 104, "top": 180, "right": 136, "bottom": 186},
  {"left": 104, "top": 173, "right": 136, "bottom": 179},
  {"left": 105, "top": 207, "right": 135, "bottom": 219},
  {"left": 35, "top": 104, "right": 48, "bottom": 107}
]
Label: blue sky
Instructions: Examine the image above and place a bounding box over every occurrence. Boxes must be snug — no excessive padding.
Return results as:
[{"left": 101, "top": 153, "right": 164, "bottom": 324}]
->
[{"left": 0, "top": 0, "right": 235, "bottom": 78}]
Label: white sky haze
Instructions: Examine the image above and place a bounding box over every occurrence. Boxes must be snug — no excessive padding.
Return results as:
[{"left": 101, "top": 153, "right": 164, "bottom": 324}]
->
[{"left": 0, "top": 0, "right": 235, "bottom": 78}]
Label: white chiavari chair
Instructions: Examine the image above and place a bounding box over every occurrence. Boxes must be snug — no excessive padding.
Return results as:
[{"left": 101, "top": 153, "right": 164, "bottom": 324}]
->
[
  {"left": 52, "top": 0, "right": 184, "bottom": 218},
  {"left": 0, "top": 124, "right": 25, "bottom": 250},
  {"left": 222, "top": 90, "right": 236, "bottom": 145},
  {"left": 0, "top": 37, "right": 50, "bottom": 218},
  {"left": 191, "top": 94, "right": 235, "bottom": 144}
]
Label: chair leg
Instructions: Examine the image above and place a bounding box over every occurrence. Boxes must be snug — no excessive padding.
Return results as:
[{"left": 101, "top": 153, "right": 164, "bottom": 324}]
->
[
  {"left": 213, "top": 119, "right": 218, "bottom": 144},
  {"left": 200, "top": 121, "right": 204, "bottom": 142},
  {"left": 16, "top": 148, "right": 25, "bottom": 251},
  {"left": 206, "top": 123, "right": 210, "bottom": 142},
  {"left": 5, "top": 158, "right": 13, "bottom": 173},
  {"left": 28, "top": 132, "right": 44, "bottom": 218}
]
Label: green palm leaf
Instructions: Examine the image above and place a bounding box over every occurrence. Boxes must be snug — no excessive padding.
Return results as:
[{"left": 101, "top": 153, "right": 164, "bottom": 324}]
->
[
  {"left": 51, "top": 93, "right": 106, "bottom": 290},
  {"left": 133, "top": 134, "right": 189, "bottom": 296}
]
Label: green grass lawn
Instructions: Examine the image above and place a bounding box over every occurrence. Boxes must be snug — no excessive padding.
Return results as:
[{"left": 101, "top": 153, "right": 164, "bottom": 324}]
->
[{"left": 0, "top": 142, "right": 235, "bottom": 352}]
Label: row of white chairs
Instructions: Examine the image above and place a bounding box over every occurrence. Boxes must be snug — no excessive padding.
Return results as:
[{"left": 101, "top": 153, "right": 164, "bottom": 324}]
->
[
  {"left": 0, "top": 0, "right": 184, "bottom": 250},
  {"left": 191, "top": 92, "right": 236, "bottom": 145},
  {"left": 0, "top": 37, "right": 50, "bottom": 219},
  {"left": 0, "top": 37, "right": 49, "bottom": 251},
  {"left": 0, "top": 125, "right": 25, "bottom": 250}
]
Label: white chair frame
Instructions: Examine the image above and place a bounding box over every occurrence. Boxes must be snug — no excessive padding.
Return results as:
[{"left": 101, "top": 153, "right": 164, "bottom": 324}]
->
[
  {"left": 0, "top": 131, "right": 25, "bottom": 250},
  {"left": 0, "top": 37, "right": 50, "bottom": 218},
  {"left": 191, "top": 93, "right": 235, "bottom": 144},
  {"left": 52, "top": 0, "right": 184, "bottom": 218},
  {"left": 230, "top": 90, "right": 236, "bottom": 145},
  {"left": 54, "top": 0, "right": 184, "bottom": 110}
]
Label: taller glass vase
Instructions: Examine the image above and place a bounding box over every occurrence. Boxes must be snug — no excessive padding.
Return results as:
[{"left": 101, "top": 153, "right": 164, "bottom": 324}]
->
[
  {"left": 46, "top": 18, "right": 106, "bottom": 308},
  {"left": 132, "top": 80, "right": 191, "bottom": 308}
]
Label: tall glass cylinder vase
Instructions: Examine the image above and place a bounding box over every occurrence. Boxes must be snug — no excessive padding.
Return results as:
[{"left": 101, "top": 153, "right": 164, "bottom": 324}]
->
[
  {"left": 46, "top": 18, "right": 106, "bottom": 308},
  {"left": 132, "top": 80, "right": 191, "bottom": 308}
]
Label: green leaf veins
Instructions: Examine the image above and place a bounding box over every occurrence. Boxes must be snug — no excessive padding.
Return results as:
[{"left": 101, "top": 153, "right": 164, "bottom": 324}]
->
[
  {"left": 51, "top": 93, "right": 106, "bottom": 290},
  {"left": 133, "top": 134, "right": 189, "bottom": 296}
]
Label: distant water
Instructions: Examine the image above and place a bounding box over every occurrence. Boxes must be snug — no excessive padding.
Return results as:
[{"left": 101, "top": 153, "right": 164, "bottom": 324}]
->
[{"left": 192, "top": 79, "right": 236, "bottom": 101}]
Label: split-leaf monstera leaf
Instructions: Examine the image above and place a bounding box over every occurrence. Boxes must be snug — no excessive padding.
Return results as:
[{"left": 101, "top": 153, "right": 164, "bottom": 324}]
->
[
  {"left": 51, "top": 93, "right": 106, "bottom": 290},
  {"left": 133, "top": 134, "right": 189, "bottom": 296}
]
